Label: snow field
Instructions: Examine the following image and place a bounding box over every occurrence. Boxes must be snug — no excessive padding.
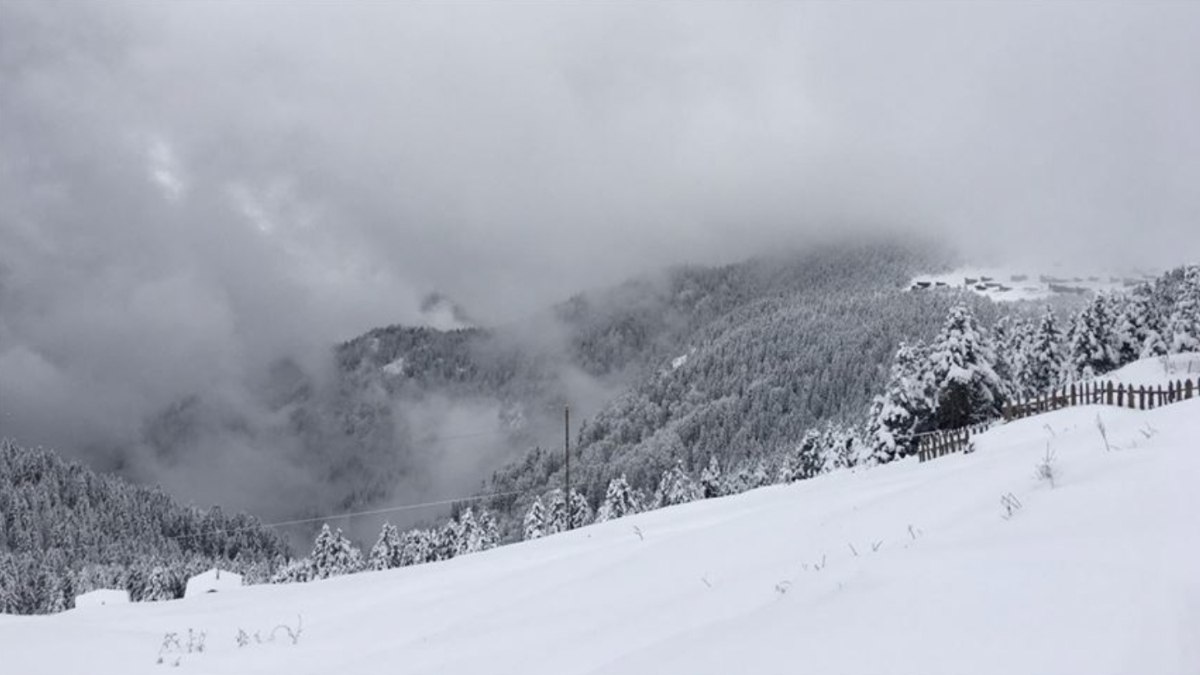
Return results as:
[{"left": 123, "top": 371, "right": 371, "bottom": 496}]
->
[{"left": 2, "top": 399, "right": 1197, "bottom": 674}]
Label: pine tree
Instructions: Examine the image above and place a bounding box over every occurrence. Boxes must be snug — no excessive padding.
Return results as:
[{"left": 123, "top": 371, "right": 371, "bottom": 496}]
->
[
  {"left": 928, "top": 305, "right": 1006, "bottom": 429},
  {"left": 1129, "top": 282, "right": 1168, "bottom": 358},
  {"left": 433, "top": 520, "right": 460, "bottom": 561},
  {"left": 1019, "top": 307, "right": 1066, "bottom": 396},
  {"left": 368, "top": 522, "right": 403, "bottom": 571},
  {"left": 544, "top": 489, "right": 568, "bottom": 535},
  {"left": 310, "top": 525, "right": 363, "bottom": 579},
  {"left": 454, "top": 508, "right": 482, "bottom": 555},
  {"left": 142, "top": 566, "right": 176, "bottom": 602},
  {"left": 1067, "top": 295, "right": 1118, "bottom": 379},
  {"left": 779, "top": 429, "right": 824, "bottom": 482},
  {"left": 399, "top": 529, "right": 433, "bottom": 566},
  {"left": 819, "top": 424, "right": 857, "bottom": 472},
  {"left": 477, "top": 509, "right": 500, "bottom": 550},
  {"left": 867, "top": 341, "right": 932, "bottom": 463},
  {"left": 1168, "top": 266, "right": 1200, "bottom": 354},
  {"left": 698, "top": 455, "right": 724, "bottom": 498},
  {"left": 523, "top": 497, "right": 546, "bottom": 540},
  {"left": 596, "top": 475, "right": 639, "bottom": 522},
  {"left": 568, "top": 490, "right": 593, "bottom": 529},
  {"left": 991, "top": 316, "right": 1027, "bottom": 395},
  {"left": 653, "top": 461, "right": 702, "bottom": 507}
]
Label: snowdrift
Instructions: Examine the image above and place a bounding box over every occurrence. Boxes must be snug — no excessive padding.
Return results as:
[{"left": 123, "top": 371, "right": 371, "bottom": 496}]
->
[
  {"left": 3, "top": 400, "right": 1197, "bottom": 674},
  {"left": 1097, "top": 352, "right": 1200, "bottom": 386}
]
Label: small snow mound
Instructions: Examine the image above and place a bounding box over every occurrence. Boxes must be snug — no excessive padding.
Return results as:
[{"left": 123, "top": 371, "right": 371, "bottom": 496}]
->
[
  {"left": 73, "top": 589, "right": 130, "bottom": 609},
  {"left": 184, "top": 569, "right": 243, "bottom": 598}
]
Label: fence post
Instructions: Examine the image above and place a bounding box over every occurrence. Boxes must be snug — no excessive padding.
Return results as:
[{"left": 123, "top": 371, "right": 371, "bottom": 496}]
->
[{"left": 1189, "top": 379, "right": 1196, "bottom": 401}]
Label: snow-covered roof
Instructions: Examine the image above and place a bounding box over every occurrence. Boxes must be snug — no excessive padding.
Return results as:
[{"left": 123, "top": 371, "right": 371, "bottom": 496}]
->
[
  {"left": 74, "top": 589, "right": 130, "bottom": 609},
  {"left": 184, "top": 569, "right": 243, "bottom": 598}
]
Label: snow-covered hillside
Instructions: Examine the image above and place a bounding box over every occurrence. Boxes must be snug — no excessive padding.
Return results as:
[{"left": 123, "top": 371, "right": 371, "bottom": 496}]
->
[
  {"left": 1096, "top": 352, "right": 1200, "bottom": 385},
  {"left": 3, "top": 400, "right": 1197, "bottom": 674}
]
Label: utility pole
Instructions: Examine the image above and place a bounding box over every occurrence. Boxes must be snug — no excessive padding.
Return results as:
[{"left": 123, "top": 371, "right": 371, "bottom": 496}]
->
[{"left": 564, "top": 405, "right": 571, "bottom": 530}]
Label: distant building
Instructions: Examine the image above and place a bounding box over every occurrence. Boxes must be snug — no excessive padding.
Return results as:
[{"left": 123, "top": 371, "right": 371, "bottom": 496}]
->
[
  {"left": 185, "top": 569, "right": 244, "bottom": 598},
  {"left": 74, "top": 589, "right": 130, "bottom": 609}
]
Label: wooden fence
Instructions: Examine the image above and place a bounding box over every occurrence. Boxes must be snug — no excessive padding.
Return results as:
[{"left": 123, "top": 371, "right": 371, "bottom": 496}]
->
[
  {"left": 1003, "top": 377, "right": 1200, "bottom": 422},
  {"left": 915, "top": 422, "right": 994, "bottom": 463},
  {"left": 916, "top": 375, "right": 1200, "bottom": 463}
]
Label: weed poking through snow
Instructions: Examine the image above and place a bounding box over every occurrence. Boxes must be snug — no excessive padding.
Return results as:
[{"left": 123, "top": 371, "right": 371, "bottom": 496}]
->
[
  {"left": 1000, "top": 493, "right": 1023, "bottom": 520},
  {"left": 1035, "top": 444, "right": 1058, "bottom": 488}
]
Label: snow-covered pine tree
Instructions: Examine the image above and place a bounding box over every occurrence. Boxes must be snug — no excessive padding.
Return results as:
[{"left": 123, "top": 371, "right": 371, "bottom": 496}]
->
[
  {"left": 1110, "top": 294, "right": 1141, "bottom": 367},
  {"left": 1067, "top": 294, "right": 1118, "bottom": 379},
  {"left": 1168, "top": 266, "right": 1200, "bottom": 354},
  {"left": 434, "top": 519, "right": 461, "bottom": 561},
  {"left": 399, "top": 529, "right": 434, "bottom": 566},
  {"left": 819, "top": 424, "right": 858, "bottom": 472},
  {"left": 1019, "top": 307, "right": 1066, "bottom": 396},
  {"left": 368, "top": 522, "right": 403, "bottom": 571},
  {"left": 927, "top": 305, "right": 1006, "bottom": 429},
  {"left": 596, "top": 475, "right": 639, "bottom": 522},
  {"left": 751, "top": 460, "right": 770, "bottom": 489},
  {"left": 991, "top": 316, "right": 1026, "bottom": 395},
  {"left": 568, "top": 490, "right": 593, "bottom": 529},
  {"left": 699, "top": 455, "right": 724, "bottom": 498},
  {"left": 142, "top": 566, "right": 176, "bottom": 601},
  {"left": 310, "top": 524, "right": 363, "bottom": 579},
  {"left": 867, "top": 341, "right": 932, "bottom": 463},
  {"left": 653, "top": 461, "right": 702, "bottom": 507},
  {"left": 543, "top": 489, "right": 568, "bottom": 535},
  {"left": 523, "top": 497, "right": 546, "bottom": 540},
  {"left": 779, "top": 429, "right": 824, "bottom": 482},
  {"left": 455, "top": 508, "right": 482, "bottom": 555},
  {"left": 477, "top": 509, "right": 499, "bottom": 550}
]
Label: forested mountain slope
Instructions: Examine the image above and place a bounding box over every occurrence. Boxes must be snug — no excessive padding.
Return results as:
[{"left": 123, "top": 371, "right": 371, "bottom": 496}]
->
[
  {"left": 219, "top": 240, "right": 959, "bottom": 534},
  {"left": 0, "top": 440, "right": 289, "bottom": 614}
]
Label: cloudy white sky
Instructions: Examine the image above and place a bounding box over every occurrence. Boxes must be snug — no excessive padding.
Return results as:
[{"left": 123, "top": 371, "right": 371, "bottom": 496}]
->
[{"left": 1, "top": 1, "right": 1198, "bottom": 485}]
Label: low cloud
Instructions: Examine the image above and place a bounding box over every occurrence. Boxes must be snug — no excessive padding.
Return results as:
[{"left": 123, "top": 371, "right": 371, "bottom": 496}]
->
[{"left": 1, "top": 1, "right": 1196, "bottom": 518}]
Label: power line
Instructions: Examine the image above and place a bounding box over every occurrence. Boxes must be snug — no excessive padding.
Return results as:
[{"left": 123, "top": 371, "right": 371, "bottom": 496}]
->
[{"left": 169, "top": 487, "right": 530, "bottom": 543}]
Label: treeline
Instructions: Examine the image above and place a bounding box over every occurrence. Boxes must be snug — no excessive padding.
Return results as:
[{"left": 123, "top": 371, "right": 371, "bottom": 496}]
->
[{"left": 0, "top": 440, "right": 290, "bottom": 615}]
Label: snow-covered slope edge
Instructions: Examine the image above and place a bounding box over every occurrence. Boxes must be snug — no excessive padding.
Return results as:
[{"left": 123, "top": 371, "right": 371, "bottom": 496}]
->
[{"left": 3, "top": 401, "right": 1198, "bottom": 675}]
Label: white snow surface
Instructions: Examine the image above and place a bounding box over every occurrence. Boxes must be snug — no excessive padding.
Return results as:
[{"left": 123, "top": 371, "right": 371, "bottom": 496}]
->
[
  {"left": 184, "top": 569, "right": 244, "bottom": 598},
  {"left": 72, "top": 589, "right": 131, "bottom": 610},
  {"left": 1096, "top": 353, "right": 1200, "bottom": 386},
  {"left": 4, "top": 401, "right": 1198, "bottom": 674}
]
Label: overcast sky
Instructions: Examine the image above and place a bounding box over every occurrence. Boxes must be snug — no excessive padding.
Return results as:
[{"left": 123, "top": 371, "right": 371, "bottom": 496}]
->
[{"left": 1, "top": 1, "right": 1198, "bottom": 481}]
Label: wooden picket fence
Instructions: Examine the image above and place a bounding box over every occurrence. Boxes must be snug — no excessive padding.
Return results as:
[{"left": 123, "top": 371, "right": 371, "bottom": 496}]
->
[
  {"left": 1003, "top": 377, "right": 1200, "bottom": 422},
  {"left": 915, "top": 375, "right": 1200, "bottom": 463},
  {"left": 915, "top": 422, "right": 993, "bottom": 463}
]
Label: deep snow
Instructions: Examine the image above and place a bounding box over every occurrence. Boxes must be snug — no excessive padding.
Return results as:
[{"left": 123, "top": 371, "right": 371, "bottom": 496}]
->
[{"left": 2, "top": 399, "right": 1197, "bottom": 674}]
